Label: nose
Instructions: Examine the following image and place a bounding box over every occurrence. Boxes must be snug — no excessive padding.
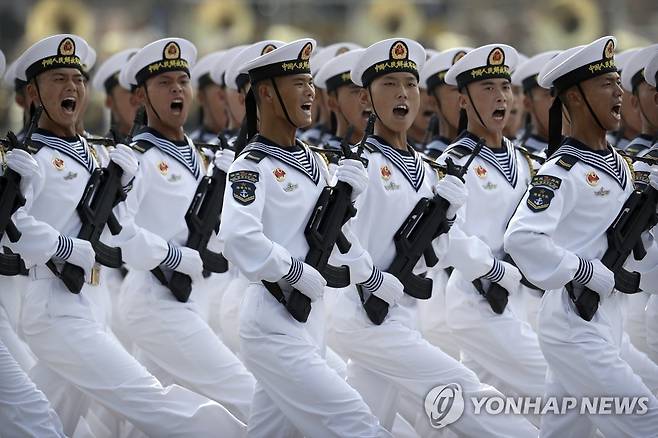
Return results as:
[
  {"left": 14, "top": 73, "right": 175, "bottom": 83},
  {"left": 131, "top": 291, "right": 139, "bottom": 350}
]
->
[
  {"left": 305, "top": 81, "right": 315, "bottom": 100},
  {"left": 397, "top": 83, "right": 408, "bottom": 100}
]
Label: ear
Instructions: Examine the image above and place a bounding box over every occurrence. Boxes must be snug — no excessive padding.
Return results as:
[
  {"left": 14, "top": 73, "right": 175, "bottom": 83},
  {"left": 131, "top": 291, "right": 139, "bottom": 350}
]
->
[
  {"left": 458, "top": 90, "right": 468, "bottom": 109},
  {"left": 15, "top": 92, "right": 26, "bottom": 109},
  {"left": 197, "top": 88, "right": 207, "bottom": 106},
  {"left": 628, "top": 93, "right": 640, "bottom": 110},
  {"left": 358, "top": 87, "right": 370, "bottom": 108},
  {"left": 216, "top": 87, "right": 227, "bottom": 102},
  {"left": 129, "top": 90, "right": 142, "bottom": 107},
  {"left": 104, "top": 94, "right": 113, "bottom": 109},
  {"left": 256, "top": 82, "right": 272, "bottom": 103},
  {"left": 522, "top": 92, "right": 533, "bottom": 112},
  {"left": 563, "top": 87, "right": 581, "bottom": 108},
  {"left": 326, "top": 90, "right": 340, "bottom": 113},
  {"left": 653, "top": 88, "right": 658, "bottom": 107},
  {"left": 26, "top": 81, "right": 39, "bottom": 104}
]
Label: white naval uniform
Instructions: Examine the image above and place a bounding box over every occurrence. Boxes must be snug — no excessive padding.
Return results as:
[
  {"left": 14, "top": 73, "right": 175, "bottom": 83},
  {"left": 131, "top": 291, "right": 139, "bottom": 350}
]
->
[
  {"left": 504, "top": 138, "right": 658, "bottom": 437},
  {"left": 6, "top": 128, "right": 245, "bottom": 437},
  {"left": 328, "top": 135, "right": 537, "bottom": 437},
  {"left": 219, "top": 136, "right": 389, "bottom": 438},
  {"left": 625, "top": 133, "right": 654, "bottom": 157},
  {"left": 417, "top": 136, "right": 460, "bottom": 359},
  {"left": 434, "top": 132, "right": 547, "bottom": 405},
  {"left": 114, "top": 127, "right": 255, "bottom": 423},
  {"left": 0, "top": 338, "right": 66, "bottom": 438}
]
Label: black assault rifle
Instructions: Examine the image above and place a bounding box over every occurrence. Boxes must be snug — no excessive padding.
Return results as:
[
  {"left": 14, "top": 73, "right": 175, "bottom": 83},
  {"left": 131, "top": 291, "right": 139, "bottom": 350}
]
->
[
  {"left": 360, "top": 139, "right": 484, "bottom": 325},
  {"left": 56, "top": 108, "right": 146, "bottom": 293},
  {"left": 566, "top": 182, "right": 658, "bottom": 321},
  {"left": 0, "top": 106, "right": 43, "bottom": 275},
  {"left": 158, "top": 134, "right": 231, "bottom": 303},
  {"left": 263, "top": 114, "right": 375, "bottom": 323}
]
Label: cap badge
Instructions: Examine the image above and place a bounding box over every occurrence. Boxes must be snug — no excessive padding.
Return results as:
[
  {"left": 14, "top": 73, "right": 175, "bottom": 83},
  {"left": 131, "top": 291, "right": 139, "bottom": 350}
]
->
[
  {"left": 488, "top": 48, "right": 504, "bottom": 66},
  {"left": 58, "top": 38, "right": 75, "bottom": 56},
  {"left": 164, "top": 42, "right": 181, "bottom": 60},
  {"left": 391, "top": 41, "right": 408, "bottom": 60}
]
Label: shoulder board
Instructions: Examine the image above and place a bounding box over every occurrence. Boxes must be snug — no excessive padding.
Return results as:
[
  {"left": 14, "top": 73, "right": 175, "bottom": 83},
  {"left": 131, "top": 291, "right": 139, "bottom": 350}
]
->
[
  {"left": 622, "top": 154, "right": 634, "bottom": 175},
  {"left": 243, "top": 149, "right": 267, "bottom": 163},
  {"left": 23, "top": 141, "right": 44, "bottom": 154},
  {"left": 444, "top": 145, "right": 471, "bottom": 159},
  {"left": 644, "top": 149, "right": 658, "bottom": 160},
  {"left": 361, "top": 141, "right": 378, "bottom": 153},
  {"left": 129, "top": 140, "right": 154, "bottom": 154},
  {"left": 554, "top": 154, "right": 578, "bottom": 171}
]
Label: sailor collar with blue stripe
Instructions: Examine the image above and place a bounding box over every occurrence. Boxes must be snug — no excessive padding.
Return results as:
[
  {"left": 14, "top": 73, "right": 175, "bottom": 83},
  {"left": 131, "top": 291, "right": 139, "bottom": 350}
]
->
[
  {"left": 132, "top": 127, "right": 201, "bottom": 179},
  {"left": 366, "top": 135, "right": 425, "bottom": 191},
  {"left": 522, "top": 134, "right": 548, "bottom": 153},
  {"left": 241, "top": 135, "right": 321, "bottom": 184},
  {"left": 190, "top": 126, "right": 220, "bottom": 144},
  {"left": 624, "top": 134, "right": 655, "bottom": 156},
  {"left": 553, "top": 137, "right": 630, "bottom": 189},
  {"left": 447, "top": 131, "right": 519, "bottom": 187},
  {"left": 425, "top": 136, "right": 451, "bottom": 153},
  {"left": 31, "top": 128, "right": 96, "bottom": 173},
  {"left": 323, "top": 135, "right": 343, "bottom": 151}
]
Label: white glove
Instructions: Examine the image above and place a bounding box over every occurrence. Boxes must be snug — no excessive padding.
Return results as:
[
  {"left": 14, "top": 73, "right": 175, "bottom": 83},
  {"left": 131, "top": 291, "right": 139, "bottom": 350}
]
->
[
  {"left": 650, "top": 167, "right": 658, "bottom": 192},
  {"left": 433, "top": 174, "right": 468, "bottom": 219},
  {"left": 66, "top": 238, "right": 96, "bottom": 282},
  {"left": 213, "top": 149, "right": 236, "bottom": 173},
  {"left": 175, "top": 247, "right": 204, "bottom": 278},
  {"left": 336, "top": 158, "right": 368, "bottom": 200},
  {"left": 497, "top": 261, "right": 522, "bottom": 296},
  {"left": 201, "top": 147, "right": 215, "bottom": 163},
  {"left": 284, "top": 259, "right": 326, "bottom": 302},
  {"left": 370, "top": 271, "right": 405, "bottom": 307},
  {"left": 584, "top": 259, "right": 615, "bottom": 298},
  {"left": 109, "top": 144, "right": 139, "bottom": 186},
  {"left": 5, "top": 149, "right": 39, "bottom": 179}
]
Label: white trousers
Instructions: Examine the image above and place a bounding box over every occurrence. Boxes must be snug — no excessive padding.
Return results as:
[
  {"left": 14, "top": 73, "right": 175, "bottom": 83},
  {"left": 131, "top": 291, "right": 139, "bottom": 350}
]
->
[
  {"left": 119, "top": 270, "right": 255, "bottom": 423},
  {"left": 418, "top": 268, "right": 460, "bottom": 360},
  {"left": 0, "top": 338, "right": 65, "bottom": 438},
  {"left": 537, "top": 289, "right": 658, "bottom": 438},
  {"left": 445, "top": 271, "right": 548, "bottom": 400},
  {"left": 21, "top": 273, "right": 246, "bottom": 437},
  {"left": 329, "top": 288, "right": 538, "bottom": 437},
  {"left": 240, "top": 283, "right": 389, "bottom": 438}
]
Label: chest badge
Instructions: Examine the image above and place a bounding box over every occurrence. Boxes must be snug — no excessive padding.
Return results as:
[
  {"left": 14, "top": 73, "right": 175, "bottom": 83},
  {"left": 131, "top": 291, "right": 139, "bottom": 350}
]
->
[
  {"left": 283, "top": 182, "right": 299, "bottom": 192},
  {"left": 482, "top": 181, "right": 497, "bottom": 190},
  {"left": 273, "top": 168, "right": 286, "bottom": 182},
  {"left": 380, "top": 165, "right": 392, "bottom": 181},
  {"left": 586, "top": 171, "right": 599, "bottom": 186},
  {"left": 594, "top": 187, "right": 610, "bottom": 197},
  {"left": 52, "top": 157, "right": 65, "bottom": 171},
  {"left": 64, "top": 171, "right": 77, "bottom": 180},
  {"left": 475, "top": 165, "right": 487, "bottom": 178},
  {"left": 168, "top": 174, "right": 181, "bottom": 183},
  {"left": 158, "top": 161, "right": 169, "bottom": 175}
]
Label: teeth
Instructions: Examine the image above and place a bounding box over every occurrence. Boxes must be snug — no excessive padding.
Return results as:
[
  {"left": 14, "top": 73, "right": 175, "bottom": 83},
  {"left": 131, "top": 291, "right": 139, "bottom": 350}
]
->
[{"left": 394, "top": 105, "right": 408, "bottom": 110}]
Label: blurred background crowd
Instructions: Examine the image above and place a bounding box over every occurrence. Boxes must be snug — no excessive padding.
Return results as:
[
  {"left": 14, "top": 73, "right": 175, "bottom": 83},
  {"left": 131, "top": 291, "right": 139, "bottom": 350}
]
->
[{"left": 0, "top": 0, "right": 656, "bottom": 134}]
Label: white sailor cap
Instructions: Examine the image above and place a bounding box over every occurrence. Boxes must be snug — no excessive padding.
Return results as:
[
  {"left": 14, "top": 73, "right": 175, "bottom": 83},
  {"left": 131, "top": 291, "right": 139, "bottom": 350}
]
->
[
  {"left": 121, "top": 37, "right": 197, "bottom": 88},
  {"left": 208, "top": 45, "right": 246, "bottom": 87},
  {"left": 310, "top": 42, "right": 362, "bottom": 77},
  {"left": 91, "top": 48, "right": 139, "bottom": 93},
  {"left": 17, "top": 34, "right": 91, "bottom": 82},
  {"left": 314, "top": 49, "right": 365, "bottom": 92},
  {"left": 514, "top": 53, "right": 529, "bottom": 72},
  {"left": 0, "top": 50, "right": 5, "bottom": 79},
  {"left": 615, "top": 48, "right": 641, "bottom": 73},
  {"left": 241, "top": 38, "right": 315, "bottom": 84},
  {"left": 226, "top": 40, "right": 285, "bottom": 92},
  {"left": 621, "top": 44, "right": 658, "bottom": 92},
  {"left": 537, "top": 36, "right": 617, "bottom": 92},
  {"left": 419, "top": 47, "right": 472, "bottom": 92},
  {"left": 350, "top": 38, "right": 425, "bottom": 88},
  {"left": 190, "top": 50, "right": 226, "bottom": 89},
  {"left": 511, "top": 50, "right": 560, "bottom": 92},
  {"left": 82, "top": 46, "right": 96, "bottom": 76},
  {"left": 445, "top": 43, "right": 518, "bottom": 90},
  {"left": 644, "top": 49, "right": 658, "bottom": 88}
]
